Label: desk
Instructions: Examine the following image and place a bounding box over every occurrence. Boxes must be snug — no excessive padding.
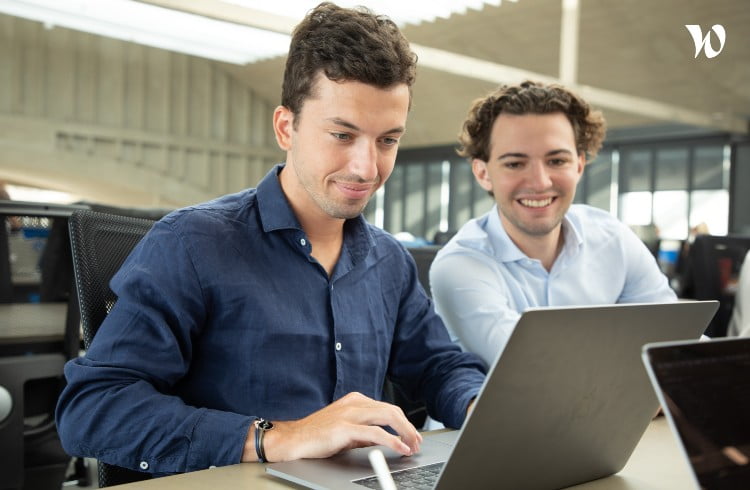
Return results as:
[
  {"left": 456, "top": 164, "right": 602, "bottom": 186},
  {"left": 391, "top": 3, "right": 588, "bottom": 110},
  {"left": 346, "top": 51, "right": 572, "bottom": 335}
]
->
[
  {"left": 0, "top": 303, "right": 68, "bottom": 345},
  {"left": 110, "top": 417, "right": 694, "bottom": 489}
]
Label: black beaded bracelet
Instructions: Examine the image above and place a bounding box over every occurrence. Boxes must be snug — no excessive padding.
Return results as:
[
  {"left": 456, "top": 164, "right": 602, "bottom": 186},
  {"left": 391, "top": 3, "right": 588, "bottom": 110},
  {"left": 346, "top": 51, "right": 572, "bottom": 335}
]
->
[{"left": 254, "top": 418, "right": 274, "bottom": 463}]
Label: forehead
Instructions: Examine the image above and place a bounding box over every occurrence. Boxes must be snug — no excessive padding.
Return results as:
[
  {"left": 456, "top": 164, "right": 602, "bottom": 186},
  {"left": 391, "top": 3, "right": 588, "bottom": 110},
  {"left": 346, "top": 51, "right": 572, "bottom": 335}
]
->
[
  {"left": 489, "top": 112, "right": 577, "bottom": 154},
  {"left": 300, "top": 75, "right": 410, "bottom": 129}
]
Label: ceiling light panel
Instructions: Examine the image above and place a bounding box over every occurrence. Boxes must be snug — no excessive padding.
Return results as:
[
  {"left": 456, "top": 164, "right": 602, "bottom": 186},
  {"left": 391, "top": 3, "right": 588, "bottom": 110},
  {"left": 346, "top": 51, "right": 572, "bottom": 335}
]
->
[{"left": 0, "top": 0, "right": 291, "bottom": 64}]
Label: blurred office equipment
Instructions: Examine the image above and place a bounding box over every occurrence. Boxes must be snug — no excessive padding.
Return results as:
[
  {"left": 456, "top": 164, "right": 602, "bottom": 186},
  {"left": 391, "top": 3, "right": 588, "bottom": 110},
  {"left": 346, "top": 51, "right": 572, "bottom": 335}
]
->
[
  {"left": 0, "top": 200, "right": 89, "bottom": 490},
  {"left": 643, "top": 337, "right": 750, "bottom": 489},
  {"left": 678, "top": 234, "right": 750, "bottom": 337},
  {"left": 68, "top": 209, "right": 156, "bottom": 487}
]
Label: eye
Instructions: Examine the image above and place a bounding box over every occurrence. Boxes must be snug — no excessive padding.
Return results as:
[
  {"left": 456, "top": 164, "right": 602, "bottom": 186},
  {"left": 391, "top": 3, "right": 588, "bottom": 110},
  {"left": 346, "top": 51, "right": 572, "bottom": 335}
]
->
[
  {"left": 380, "top": 136, "right": 400, "bottom": 147},
  {"left": 331, "top": 132, "right": 351, "bottom": 141},
  {"left": 504, "top": 161, "right": 523, "bottom": 169},
  {"left": 548, "top": 157, "right": 569, "bottom": 166}
]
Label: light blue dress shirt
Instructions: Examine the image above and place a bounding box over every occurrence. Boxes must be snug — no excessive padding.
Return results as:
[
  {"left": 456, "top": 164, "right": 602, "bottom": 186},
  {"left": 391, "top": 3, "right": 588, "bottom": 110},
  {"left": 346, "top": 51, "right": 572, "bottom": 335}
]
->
[{"left": 430, "top": 204, "right": 677, "bottom": 367}]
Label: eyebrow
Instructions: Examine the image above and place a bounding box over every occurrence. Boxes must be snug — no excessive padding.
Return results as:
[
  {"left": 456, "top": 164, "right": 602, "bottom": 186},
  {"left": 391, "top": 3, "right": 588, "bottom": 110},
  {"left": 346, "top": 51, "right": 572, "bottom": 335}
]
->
[
  {"left": 497, "top": 149, "right": 574, "bottom": 160},
  {"left": 326, "top": 117, "right": 405, "bottom": 135}
]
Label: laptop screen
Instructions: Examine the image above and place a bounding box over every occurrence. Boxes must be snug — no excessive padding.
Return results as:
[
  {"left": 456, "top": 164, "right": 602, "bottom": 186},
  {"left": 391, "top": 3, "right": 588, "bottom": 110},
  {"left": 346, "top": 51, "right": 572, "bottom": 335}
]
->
[{"left": 645, "top": 338, "right": 750, "bottom": 490}]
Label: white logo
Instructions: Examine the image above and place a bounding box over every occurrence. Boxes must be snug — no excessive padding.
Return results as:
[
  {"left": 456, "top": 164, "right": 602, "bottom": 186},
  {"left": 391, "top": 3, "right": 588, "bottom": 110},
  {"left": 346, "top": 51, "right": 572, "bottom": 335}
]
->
[{"left": 685, "top": 24, "right": 726, "bottom": 59}]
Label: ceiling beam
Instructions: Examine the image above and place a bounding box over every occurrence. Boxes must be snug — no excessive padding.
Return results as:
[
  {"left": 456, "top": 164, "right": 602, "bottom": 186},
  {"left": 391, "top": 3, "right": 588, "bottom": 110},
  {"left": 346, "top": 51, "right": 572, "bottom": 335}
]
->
[
  {"left": 413, "top": 45, "right": 748, "bottom": 135},
  {"left": 137, "top": 0, "right": 748, "bottom": 135},
  {"left": 559, "top": 0, "right": 580, "bottom": 85}
]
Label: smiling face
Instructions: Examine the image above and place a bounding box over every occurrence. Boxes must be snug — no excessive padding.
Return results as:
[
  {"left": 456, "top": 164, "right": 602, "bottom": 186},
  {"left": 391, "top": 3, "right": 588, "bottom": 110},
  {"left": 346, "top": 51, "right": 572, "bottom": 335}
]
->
[
  {"left": 472, "top": 112, "right": 585, "bottom": 245},
  {"left": 274, "top": 74, "right": 410, "bottom": 224}
]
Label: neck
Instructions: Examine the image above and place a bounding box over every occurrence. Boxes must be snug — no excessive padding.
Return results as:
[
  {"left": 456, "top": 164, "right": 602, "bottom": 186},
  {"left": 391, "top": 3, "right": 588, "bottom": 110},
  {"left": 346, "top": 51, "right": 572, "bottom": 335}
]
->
[
  {"left": 279, "top": 166, "right": 345, "bottom": 276},
  {"left": 503, "top": 220, "right": 564, "bottom": 272}
]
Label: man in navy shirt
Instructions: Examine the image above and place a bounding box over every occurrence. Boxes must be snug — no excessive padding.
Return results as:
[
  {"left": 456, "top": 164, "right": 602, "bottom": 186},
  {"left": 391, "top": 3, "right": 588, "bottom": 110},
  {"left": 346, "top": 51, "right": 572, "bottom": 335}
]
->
[{"left": 56, "top": 2, "right": 486, "bottom": 474}]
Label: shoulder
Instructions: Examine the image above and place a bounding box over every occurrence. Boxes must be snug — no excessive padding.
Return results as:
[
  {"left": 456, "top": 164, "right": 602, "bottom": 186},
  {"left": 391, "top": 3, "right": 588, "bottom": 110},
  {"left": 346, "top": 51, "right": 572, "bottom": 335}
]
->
[
  {"left": 367, "top": 224, "right": 412, "bottom": 261},
  {"left": 434, "top": 213, "right": 495, "bottom": 265},
  {"left": 568, "top": 204, "right": 622, "bottom": 226},
  {"left": 567, "top": 204, "right": 632, "bottom": 240},
  {"left": 160, "top": 189, "right": 259, "bottom": 237}
]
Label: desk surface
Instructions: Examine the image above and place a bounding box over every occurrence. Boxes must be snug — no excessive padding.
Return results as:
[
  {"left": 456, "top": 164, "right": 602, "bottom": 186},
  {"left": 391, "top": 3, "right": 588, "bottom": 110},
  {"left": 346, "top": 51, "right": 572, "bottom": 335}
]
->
[
  {"left": 110, "top": 416, "right": 694, "bottom": 490},
  {"left": 0, "top": 303, "right": 68, "bottom": 344}
]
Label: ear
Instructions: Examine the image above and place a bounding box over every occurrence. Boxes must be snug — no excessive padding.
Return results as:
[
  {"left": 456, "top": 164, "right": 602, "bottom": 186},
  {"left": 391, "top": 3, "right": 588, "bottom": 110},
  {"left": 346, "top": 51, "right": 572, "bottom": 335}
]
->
[
  {"left": 576, "top": 153, "right": 586, "bottom": 178},
  {"left": 273, "top": 105, "right": 295, "bottom": 151},
  {"left": 471, "top": 158, "right": 493, "bottom": 193}
]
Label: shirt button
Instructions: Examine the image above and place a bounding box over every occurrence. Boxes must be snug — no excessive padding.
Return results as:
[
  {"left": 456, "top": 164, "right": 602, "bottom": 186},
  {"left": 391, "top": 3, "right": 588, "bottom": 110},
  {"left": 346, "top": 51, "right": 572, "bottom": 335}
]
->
[
  {"left": 139, "top": 461, "right": 149, "bottom": 470},
  {"left": 300, "top": 238, "right": 307, "bottom": 246},
  {"left": 335, "top": 342, "right": 342, "bottom": 351}
]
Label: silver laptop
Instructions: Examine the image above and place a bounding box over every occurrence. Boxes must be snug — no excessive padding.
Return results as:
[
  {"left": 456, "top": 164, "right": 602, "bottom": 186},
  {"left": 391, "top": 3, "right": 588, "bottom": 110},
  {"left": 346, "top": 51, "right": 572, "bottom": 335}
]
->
[
  {"left": 268, "top": 300, "right": 718, "bottom": 490},
  {"left": 642, "top": 336, "right": 750, "bottom": 490}
]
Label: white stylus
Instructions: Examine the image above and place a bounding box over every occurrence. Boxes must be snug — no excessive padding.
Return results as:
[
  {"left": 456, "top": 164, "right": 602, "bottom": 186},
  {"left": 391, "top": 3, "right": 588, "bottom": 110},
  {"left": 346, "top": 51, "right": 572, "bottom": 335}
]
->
[{"left": 368, "top": 449, "right": 397, "bottom": 490}]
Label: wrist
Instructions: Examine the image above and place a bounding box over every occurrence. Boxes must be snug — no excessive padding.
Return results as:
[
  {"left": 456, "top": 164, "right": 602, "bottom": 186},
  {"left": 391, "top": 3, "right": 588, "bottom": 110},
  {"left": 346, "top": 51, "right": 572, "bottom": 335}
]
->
[
  {"left": 262, "top": 420, "right": 296, "bottom": 463},
  {"left": 242, "top": 425, "right": 258, "bottom": 463}
]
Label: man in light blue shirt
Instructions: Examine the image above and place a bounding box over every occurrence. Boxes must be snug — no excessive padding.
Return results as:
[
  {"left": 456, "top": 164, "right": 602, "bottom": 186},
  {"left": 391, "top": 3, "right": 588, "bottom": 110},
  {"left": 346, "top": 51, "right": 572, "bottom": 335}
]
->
[{"left": 430, "top": 81, "right": 676, "bottom": 367}]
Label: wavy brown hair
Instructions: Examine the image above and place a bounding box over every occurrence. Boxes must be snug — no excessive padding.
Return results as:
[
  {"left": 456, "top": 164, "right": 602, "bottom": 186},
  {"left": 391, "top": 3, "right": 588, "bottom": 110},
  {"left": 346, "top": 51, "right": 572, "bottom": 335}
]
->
[{"left": 457, "top": 80, "right": 606, "bottom": 162}]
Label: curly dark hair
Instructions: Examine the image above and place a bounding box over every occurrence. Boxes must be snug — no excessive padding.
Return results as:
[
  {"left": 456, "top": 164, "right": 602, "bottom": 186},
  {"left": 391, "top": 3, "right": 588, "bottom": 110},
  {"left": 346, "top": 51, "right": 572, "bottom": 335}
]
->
[
  {"left": 281, "top": 2, "right": 418, "bottom": 125},
  {"left": 457, "top": 80, "right": 607, "bottom": 162}
]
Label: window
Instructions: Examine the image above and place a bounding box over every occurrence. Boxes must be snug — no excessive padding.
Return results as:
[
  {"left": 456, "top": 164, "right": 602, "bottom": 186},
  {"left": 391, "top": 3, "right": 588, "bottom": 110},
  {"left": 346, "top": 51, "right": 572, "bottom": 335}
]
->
[{"left": 372, "top": 137, "right": 734, "bottom": 242}]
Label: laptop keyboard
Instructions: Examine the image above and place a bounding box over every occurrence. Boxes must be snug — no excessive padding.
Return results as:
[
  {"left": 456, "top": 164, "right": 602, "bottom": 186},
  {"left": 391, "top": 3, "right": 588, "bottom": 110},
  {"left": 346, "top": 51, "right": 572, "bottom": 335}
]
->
[{"left": 353, "top": 462, "right": 444, "bottom": 489}]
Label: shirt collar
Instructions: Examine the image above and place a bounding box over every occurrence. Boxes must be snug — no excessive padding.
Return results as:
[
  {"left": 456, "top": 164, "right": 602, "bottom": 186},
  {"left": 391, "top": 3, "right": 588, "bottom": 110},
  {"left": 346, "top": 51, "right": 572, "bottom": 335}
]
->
[
  {"left": 485, "top": 206, "right": 526, "bottom": 263},
  {"left": 485, "top": 204, "right": 584, "bottom": 264},
  {"left": 255, "top": 162, "right": 376, "bottom": 253},
  {"left": 256, "top": 163, "right": 304, "bottom": 233}
]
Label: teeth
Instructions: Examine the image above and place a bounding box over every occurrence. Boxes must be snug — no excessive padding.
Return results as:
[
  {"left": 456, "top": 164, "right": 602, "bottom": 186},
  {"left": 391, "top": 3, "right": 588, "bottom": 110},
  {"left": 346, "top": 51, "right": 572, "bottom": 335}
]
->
[{"left": 520, "top": 198, "right": 553, "bottom": 208}]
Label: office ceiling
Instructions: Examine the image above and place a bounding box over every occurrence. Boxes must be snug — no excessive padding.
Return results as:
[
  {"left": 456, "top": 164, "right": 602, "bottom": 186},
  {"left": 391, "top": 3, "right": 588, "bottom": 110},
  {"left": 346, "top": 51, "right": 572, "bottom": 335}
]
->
[
  {"left": 212, "top": 0, "right": 750, "bottom": 148},
  {"left": 5, "top": 0, "right": 749, "bottom": 151}
]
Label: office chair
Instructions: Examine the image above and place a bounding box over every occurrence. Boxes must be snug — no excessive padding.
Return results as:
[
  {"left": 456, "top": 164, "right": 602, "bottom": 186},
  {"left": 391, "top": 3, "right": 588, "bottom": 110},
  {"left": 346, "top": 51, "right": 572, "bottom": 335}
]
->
[
  {"left": 683, "top": 234, "right": 750, "bottom": 337},
  {"left": 406, "top": 245, "right": 442, "bottom": 299},
  {"left": 68, "top": 209, "right": 156, "bottom": 487}
]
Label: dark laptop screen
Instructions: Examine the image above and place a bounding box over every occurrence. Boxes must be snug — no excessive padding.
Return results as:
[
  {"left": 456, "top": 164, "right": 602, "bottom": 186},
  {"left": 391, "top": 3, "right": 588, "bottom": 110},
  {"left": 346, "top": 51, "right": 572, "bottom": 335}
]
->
[{"left": 646, "top": 338, "right": 750, "bottom": 490}]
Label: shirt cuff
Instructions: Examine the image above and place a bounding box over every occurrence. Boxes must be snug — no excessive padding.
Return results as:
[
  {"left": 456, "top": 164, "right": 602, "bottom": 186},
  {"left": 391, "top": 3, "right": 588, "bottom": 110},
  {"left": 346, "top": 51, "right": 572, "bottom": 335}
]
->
[{"left": 187, "top": 408, "right": 254, "bottom": 471}]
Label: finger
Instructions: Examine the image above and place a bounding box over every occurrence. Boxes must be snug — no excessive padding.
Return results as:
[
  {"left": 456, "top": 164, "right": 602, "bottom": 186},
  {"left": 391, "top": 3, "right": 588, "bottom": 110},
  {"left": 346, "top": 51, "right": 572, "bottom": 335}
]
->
[
  {"left": 335, "top": 394, "right": 422, "bottom": 453},
  {"left": 347, "top": 425, "right": 413, "bottom": 456},
  {"left": 350, "top": 404, "right": 422, "bottom": 454}
]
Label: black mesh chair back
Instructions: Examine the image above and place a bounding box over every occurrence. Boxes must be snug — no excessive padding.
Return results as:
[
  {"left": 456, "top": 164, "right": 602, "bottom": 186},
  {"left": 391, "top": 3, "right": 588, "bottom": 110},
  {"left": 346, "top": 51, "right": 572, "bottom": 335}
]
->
[{"left": 68, "top": 209, "right": 156, "bottom": 487}]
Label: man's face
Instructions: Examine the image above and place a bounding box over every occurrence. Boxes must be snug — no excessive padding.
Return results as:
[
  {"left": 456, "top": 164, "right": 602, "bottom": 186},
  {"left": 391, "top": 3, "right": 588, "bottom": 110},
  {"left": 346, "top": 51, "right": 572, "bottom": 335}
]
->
[
  {"left": 274, "top": 74, "right": 410, "bottom": 221},
  {"left": 472, "top": 112, "right": 585, "bottom": 242}
]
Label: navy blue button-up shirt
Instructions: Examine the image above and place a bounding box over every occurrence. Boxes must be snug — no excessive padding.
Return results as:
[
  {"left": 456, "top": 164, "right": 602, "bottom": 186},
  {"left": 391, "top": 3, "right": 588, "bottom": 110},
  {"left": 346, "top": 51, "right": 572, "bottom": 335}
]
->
[{"left": 56, "top": 164, "right": 486, "bottom": 474}]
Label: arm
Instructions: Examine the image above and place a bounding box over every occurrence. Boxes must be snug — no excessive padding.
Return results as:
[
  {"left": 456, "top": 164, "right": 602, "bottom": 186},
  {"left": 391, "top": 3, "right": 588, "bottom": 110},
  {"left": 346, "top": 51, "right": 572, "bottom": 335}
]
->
[
  {"left": 241, "top": 392, "right": 423, "bottom": 462},
  {"left": 387, "top": 248, "right": 487, "bottom": 429},
  {"left": 617, "top": 226, "right": 678, "bottom": 304},
  {"left": 430, "top": 250, "right": 520, "bottom": 368},
  {"left": 56, "top": 221, "right": 253, "bottom": 473}
]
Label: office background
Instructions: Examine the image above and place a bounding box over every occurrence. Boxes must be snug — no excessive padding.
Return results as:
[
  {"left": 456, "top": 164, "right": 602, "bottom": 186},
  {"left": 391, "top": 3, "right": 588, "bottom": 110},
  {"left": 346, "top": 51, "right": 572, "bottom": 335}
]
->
[
  {"left": 0, "top": 1, "right": 749, "bottom": 488},
  {"left": 0, "top": 0, "right": 749, "bottom": 241}
]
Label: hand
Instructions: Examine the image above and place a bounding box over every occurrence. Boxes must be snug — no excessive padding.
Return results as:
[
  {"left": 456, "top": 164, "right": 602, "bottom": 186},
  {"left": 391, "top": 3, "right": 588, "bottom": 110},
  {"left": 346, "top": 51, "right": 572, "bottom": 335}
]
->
[
  {"left": 242, "top": 392, "right": 423, "bottom": 463},
  {"left": 466, "top": 397, "right": 476, "bottom": 416}
]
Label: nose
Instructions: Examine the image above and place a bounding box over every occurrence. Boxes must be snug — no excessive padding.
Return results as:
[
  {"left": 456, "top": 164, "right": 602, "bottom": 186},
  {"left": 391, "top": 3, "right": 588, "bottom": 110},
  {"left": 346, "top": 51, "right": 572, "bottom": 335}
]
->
[
  {"left": 348, "top": 139, "right": 379, "bottom": 182},
  {"left": 526, "top": 160, "right": 552, "bottom": 190}
]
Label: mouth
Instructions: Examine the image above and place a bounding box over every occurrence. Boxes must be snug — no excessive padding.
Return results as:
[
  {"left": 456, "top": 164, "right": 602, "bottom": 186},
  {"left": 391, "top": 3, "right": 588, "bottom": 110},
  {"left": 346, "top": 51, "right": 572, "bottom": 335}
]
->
[
  {"left": 518, "top": 197, "right": 555, "bottom": 208},
  {"left": 335, "top": 181, "right": 374, "bottom": 200}
]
